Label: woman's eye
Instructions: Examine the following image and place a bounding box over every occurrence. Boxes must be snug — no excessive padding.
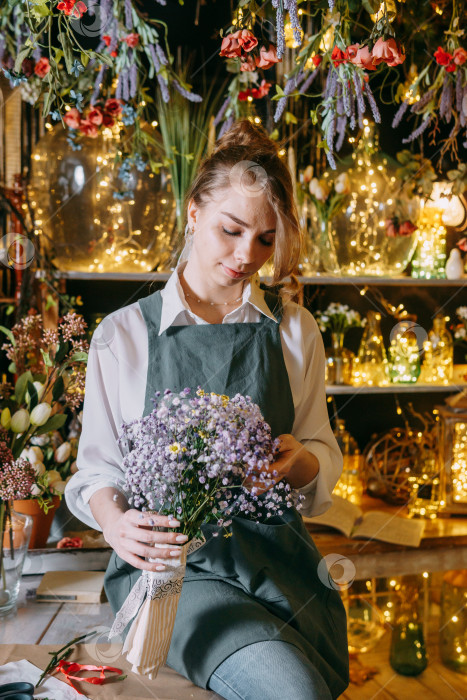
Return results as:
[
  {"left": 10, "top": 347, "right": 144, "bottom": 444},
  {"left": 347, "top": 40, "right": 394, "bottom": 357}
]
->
[
  {"left": 222, "top": 227, "right": 241, "bottom": 236},
  {"left": 260, "top": 237, "right": 274, "bottom": 247}
]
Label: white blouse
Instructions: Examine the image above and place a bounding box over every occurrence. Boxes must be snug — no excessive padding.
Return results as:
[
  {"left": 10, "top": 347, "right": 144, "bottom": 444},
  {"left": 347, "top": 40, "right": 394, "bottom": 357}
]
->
[{"left": 65, "top": 267, "right": 343, "bottom": 531}]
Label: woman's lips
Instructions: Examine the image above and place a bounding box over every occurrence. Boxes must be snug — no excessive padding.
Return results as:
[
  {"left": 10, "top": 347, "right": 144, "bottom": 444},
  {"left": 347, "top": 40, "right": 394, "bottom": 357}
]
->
[{"left": 222, "top": 264, "right": 247, "bottom": 279}]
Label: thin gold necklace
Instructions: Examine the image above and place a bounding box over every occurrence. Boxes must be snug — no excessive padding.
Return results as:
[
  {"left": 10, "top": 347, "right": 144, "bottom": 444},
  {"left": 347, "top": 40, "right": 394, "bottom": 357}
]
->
[{"left": 184, "top": 284, "right": 244, "bottom": 307}]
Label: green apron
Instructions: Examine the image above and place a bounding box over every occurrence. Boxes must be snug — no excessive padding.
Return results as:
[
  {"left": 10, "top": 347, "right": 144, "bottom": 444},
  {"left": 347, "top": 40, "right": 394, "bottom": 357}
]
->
[{"left": 104, "top": 289, "right": 349, "bottom": 698}]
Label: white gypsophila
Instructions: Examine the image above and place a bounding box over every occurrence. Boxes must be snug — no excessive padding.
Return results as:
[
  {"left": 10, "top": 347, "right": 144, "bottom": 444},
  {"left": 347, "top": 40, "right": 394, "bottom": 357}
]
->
[
  {"left": 455, "top": 327, "right": 466, "bottom": 338},
  {"left": 457, "top": 306, "right": 467, "bottom": 320},
  {"left": 20, "top": 80, "right": 41, "bottom": 105}
]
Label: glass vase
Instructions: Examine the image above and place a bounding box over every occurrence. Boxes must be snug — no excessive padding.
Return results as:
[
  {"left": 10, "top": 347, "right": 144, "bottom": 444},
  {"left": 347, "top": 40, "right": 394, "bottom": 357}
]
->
[
  {"left": 325, "top": 332, "right": 354, "bottom": 385},
  {"left": 299, "top": 199, "right": 340, "bottom": 275},
  {"left": 439, "top": 571, "right": 467, "bottom": 674},
  {"left": 0, "top": 502, "right": 33, "bottom": 616},
  {"left": 411, "top": 207, "right": 447, "bottom": 279},
  {"left": 407, "top": 450, "right": 441, "bottom": 520},
  {"left": 388, "top": 321, "right": 421, "bottom": 384},
  {"left": 389, "top": 621, "right": 428, "bottom": 676},
  {"left": 352, "top": 311, "right": 389, "bottom": 386}
]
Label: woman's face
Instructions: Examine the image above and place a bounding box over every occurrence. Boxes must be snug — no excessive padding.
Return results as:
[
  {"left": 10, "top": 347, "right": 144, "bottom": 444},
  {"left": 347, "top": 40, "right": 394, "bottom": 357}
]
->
[{"left": 187, "top": 187, "right": 276, "bottom": 289}]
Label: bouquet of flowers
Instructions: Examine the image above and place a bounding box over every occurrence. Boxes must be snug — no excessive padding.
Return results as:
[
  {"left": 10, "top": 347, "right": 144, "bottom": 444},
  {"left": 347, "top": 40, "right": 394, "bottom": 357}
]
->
[
  {"left": 315, "top": 302, "right": 364, "bottom": 336},
  {"left": 109, "top": 387, "right": 302, "bottom": 678}
]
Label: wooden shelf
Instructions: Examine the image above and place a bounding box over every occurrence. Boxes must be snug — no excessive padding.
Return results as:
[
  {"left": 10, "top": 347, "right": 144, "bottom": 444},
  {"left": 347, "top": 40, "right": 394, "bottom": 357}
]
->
[
  {"left": 35, "top": 270, "right": 467, "bottom": 285},
  {"left": 326, "top": 382, "right": 467, "bottom": 395}
]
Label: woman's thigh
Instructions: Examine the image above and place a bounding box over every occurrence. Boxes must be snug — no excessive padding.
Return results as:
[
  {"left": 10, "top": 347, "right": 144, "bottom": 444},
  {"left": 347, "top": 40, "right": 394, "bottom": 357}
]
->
[{"left": 207, "top": 640, "right": 332, "bottom": 700}]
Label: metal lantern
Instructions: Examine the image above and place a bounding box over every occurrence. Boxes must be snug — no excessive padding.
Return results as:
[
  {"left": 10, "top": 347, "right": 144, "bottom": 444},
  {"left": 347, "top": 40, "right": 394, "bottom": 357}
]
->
[{"left": 438, "top": 402, "right": 467, "bottom": 514}]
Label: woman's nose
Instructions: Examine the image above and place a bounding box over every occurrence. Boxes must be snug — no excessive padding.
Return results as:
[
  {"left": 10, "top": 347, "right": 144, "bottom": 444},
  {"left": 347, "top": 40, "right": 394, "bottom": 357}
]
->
[{"left": 234, "top": 237, "right": 255, "bottom": 264}]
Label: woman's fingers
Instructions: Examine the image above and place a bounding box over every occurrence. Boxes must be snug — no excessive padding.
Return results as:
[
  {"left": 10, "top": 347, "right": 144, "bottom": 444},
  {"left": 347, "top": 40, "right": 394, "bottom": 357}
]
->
[
  {"left": 118, "top": 550, "right": 169, "bottom": 572},
  {"left": 129, "top": 540, "right": 184, "bottom": 561},
  {"left": 125, "top": 509, "right": 181, "bottom": 529},
  {"left": 124, "top": 524, "right": 188, "bottom": 545}
]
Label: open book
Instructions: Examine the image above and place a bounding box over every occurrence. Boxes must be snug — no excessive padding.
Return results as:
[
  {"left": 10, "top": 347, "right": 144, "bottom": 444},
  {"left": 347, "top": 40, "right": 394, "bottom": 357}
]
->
[{"left": 304, "top": 495, "right": 426, "bottom": 547}]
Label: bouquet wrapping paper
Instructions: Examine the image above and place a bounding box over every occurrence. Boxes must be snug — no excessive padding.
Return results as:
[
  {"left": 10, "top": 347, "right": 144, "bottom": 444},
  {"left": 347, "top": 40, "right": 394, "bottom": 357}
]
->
[{"left": 109, "top": 537, "right": 205, "bottom": 678}]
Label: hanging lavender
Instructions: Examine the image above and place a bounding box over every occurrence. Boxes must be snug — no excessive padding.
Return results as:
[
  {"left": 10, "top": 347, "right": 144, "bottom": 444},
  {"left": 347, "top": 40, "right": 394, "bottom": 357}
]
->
[
  {"left": 213, "top": 96, "right": 231, "bottom": 127},
  {"left": 274, "top": 70, "right": 306, "bottom": 122},
  {"left": 129, "top": 61, "right": 138, "bottom": 99},
  {"left": 124, "top": 0, "right": 133, "bottom": 30}
]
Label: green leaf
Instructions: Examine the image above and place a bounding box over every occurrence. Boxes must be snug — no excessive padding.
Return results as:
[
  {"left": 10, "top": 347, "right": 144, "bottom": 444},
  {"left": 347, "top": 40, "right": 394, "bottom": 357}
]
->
[
  {"left": 68, "top": 352, "right": 88, "bottom": 363},
  {"left": 40, "top": 348, "right": 53, "bottom": 368},
  {"left": 54, "top": 340, "right": 69, "bottom": 364},
  {"left": 15, "top": 371, "right": 34, "bottom": 405},
  {"left": 285, "top": 111, "right": 298, "bottom": 125},
  {"left": 14, "top": 47, "right": 31, "bottom": 74},
  {"left": 8, "top": 361, "right": 16, "bottom": 373},
  {"left": 26, "top": 380, "right": 39, "bottom": 410},
  {"left": 45, "top": 294, "right": 57, "bottom": 311},
  {"left": 80, "top": 52, "right": 90, "bottom": 68},
  {"left": 362, "top": 0, "right": 381, "bottom": 13},
  {"left": 0, "top": 325, "right": 16, "bottom": 346},
  {"left": 275, "top": 84, "right": 285, "bottom": 98},
  {"left": 54, "top": 48, "right": 64, "bottom": 64},
  {"left": 52, "top": 375, "right": 65, "bottom": 403},
  {"left": 34, "top": 413, "right": 67, "bottom": 435},
  {"left": 309, "top": 109, "right": 318, "bottom": 125}
]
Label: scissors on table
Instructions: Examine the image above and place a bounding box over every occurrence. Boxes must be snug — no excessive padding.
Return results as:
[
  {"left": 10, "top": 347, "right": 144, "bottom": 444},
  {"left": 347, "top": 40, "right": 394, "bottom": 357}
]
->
[{"left": 0, "top": 682, "right": 35, "bottom": 699}]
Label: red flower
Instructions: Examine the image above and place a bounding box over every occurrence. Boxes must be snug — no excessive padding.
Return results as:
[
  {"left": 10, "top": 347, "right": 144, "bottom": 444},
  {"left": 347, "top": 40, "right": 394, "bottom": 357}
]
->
[
  {"left": 57, "top": 536, "right": 83, "bottom": 549},
  {"left": 240, "top": 54, "right": 257, "bottom": 72},
  {"left": 347, "top": 44, "right": 376, "bottom": 71},
  {"left": 21, "top": 58, "right": 34, "bottom": 77},
  {"left": 88, "top": 107, "right": 103, "bottom": 126},
  {"left": 63, "top": 107, "right": 81, "bottom": 129},
  {"left": 79, "top": 119, "right": 99, "bottom": 138},
  {"left": 237, "top": 29, "right": 258, "bottom": 53},
  {"left": 251, "top": 79, "right": 272, "bottom": 99},
  {"left": 372, "top": 38, "right": 405, "bottom": 67},
  {"left": 110, "top": 50, "right": 118, "bottom": 58},
  {"left": 57, "top": 0, "right": 87, "bottom": 18},
  {"left": 72, "top": 1, "right": 87, "bottom": 18},
  {"left": 453, "top": 47, "right": 467, "bottom": 65},
  {"left": 57, "top": 0, "right": 75, "bottom": 15},
  {"left": 399, "top": 220, "right": 418, "bottom": 236},
  {"left": 102, "top": 113, "right": 115, "bottom": 127},
  {"left": 255, "top": 44, "right": 280, "bottom": 69},
  {"left": 331, "top": 46, "right": 347, "bottom": 67},
  {"left": 238, "top": 89, "right": 252, "bottom": 101},
  {"left": 122, "top": 33, "right": 139, "bottom": 48},
  {"left": 219, "top": 33, "right": 242, "bottom": 58},
  {"left": 312, "top": 55, "right": 322, "bottom": 67},
  {"left": 457, "top": 237, "right": 467, "bottom": 252},
  {"left": 434, "top": 46, "right": 453, "bottom": 66},
  {"left": 104, "top": 98, "right": 123, "bottom": 115},
  {"left": 102, "top": 35, "right": 112, "bottom": 47},
  {"left": 34, "top": 57, "right": 50, "bottom": 78}
]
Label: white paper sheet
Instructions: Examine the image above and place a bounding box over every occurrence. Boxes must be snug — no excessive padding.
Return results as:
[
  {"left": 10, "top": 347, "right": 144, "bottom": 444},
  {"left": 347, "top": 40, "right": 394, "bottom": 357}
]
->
[{"left": 0, "top": 658, "right": 89, "bottom": 699}]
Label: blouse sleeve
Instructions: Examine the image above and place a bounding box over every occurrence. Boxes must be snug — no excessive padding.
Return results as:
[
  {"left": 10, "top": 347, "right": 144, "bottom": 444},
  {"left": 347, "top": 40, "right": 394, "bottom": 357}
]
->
[
  {"left": 281, "top": 303, "right": 343, "bottom": 517},
  {"left": 64, "top": 316, "right": 129, "bottom": 531}
]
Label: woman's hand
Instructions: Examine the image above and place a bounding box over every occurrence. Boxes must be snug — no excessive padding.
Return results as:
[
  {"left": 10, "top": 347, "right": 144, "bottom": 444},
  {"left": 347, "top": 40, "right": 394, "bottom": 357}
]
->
[
  {"left": 244, "top": 434, "right": 319, "bottom": 495},
  {"left": 103, "top": 510, "right": 189, "bottom": 573}
]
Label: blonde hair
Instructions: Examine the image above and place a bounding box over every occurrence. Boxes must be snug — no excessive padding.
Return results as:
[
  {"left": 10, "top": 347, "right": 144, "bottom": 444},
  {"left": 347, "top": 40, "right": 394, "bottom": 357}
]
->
[{"left": 184, "top": 120, "right": 302, "bottom": 297}]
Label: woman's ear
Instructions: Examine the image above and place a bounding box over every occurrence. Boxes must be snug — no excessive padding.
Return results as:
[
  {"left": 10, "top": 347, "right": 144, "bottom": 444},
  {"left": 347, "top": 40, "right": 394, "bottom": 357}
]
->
[{"left": 186, "top": 199, "right": 198, "bottom": 230}]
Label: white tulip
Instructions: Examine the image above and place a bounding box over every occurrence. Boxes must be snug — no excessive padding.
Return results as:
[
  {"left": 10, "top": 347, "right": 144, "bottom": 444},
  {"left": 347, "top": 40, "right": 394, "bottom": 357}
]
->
[
  {"left": 1, "top": 407, "right": 11, "bottom": 429},
  {"left": 334, "top": 172, "right": 351, "bottom": 195},
  {"left": 54, "top": 442, "right": 71, "bottom": 463},
  {"left": 303, "top": 165, "right": 314, "bottom": 183},
  {"left": 46, "top": 469, "right": 62, "bottom": 486},
  {"left": 309, "top": 177, "right": 330, "bottom": 201},
  {"left": 11, "top": 409, "right": 30, "bottom": 433},
  {"left": 28, "top": 446, "right": 44, "bottom": 463},
  {"left": 30, "top": 484, "right": 43, "bottom": 497},
  {"left": 25, "top": 381, "right": 45, "bottom": 404},
  {"left": 52, "top": 480, "right": 66, "bottom": 495},
  {"left": 31, "top": 461, "right": 46, "bottom": 477},
  {"left": 30, "top": 402, "right": 52, "bottom": 427}
]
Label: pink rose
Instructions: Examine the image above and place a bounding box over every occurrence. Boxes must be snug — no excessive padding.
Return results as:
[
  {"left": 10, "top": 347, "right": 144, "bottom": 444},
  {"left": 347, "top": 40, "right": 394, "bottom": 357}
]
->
[
  {"left": 104, "top": 98, "right": 123, "bottom": 116},
  {"left": 348, "top": 44, "right": 376, "bottom": 71},
  {"left": 240, "top": 54, "right": 257, "bottom": 72},
  {"left": 255, "top": 44, "right": 280, "bottom": 69},
  {"left": 372, "top": 37, "right": 406, "bottom": 67},
  {"left": 453, "top": 47, "right": 467, "bottom": 65},
  {"left": 331, "top": 46, "right": 347, "bottom": 67},
  {"left": 79, "top": 119, "right": 99, "bottom": 138},
  {"left": 88, "top": 107, "right": 103, "bottom": 125},
  {"left": 219, "top": 33, "right": 242, "bottom": 58},
  {"left": 63, "top": 107, "right": 81, "bottom": 129},
  {"left": 237, "top": 29, "right": 258, "bottom": 52},
  {"left": 251, "top": 79, "right": 271, "bottom": 99},
  {"left": 34, "top": 57, "right": 50, "bottom": 78},
  {"left": 102, "top": 113, "right": 115, "bottom": 127},
  {"left": 123, "top": 33, "right": 139, "bottom": 48}
]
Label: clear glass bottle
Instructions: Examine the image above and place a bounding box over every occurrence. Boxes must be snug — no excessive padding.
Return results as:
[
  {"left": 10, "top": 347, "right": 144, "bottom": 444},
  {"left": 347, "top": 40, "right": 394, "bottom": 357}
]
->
[
  {"left": 439, "top": 569, "right": 467, "bottom": 674},
  {"left": 352, "top": 311, "right": 389, "bottom": 386},
  {"left": 423, "top": 315, "right": 453, "bottom": 384},
  {"left": 325, "top": 332, "right": 354, "bottom": 385},
  {"left": 411, "top": 207, "right": 447, "bottom": 279},
  {"left": 389, "top": 581, "right": 428, "bottom": 676},
  {"left": 333, "top": 419, "right": 363, "bottom": 503},
  {"left": 388, "top": 322, "right": 421, "bottom": 384},
  {"left": 407, "top": 450, "right": 441, "bottom": 519},
  {"left": 0, "top": 505, "right": 33, "bottom": 617}
]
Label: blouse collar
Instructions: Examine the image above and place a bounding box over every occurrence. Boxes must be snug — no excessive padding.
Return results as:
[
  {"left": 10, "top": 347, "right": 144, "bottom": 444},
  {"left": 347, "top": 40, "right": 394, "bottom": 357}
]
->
[{"left": 158, "top": 263, "right": 278, "bottom": 335}]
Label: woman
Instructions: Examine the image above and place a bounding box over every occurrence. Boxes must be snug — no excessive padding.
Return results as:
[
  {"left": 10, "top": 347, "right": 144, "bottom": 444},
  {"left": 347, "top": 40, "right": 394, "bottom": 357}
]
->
[{"left": 65, "top": 120, "right": 349, "bottom": 699}]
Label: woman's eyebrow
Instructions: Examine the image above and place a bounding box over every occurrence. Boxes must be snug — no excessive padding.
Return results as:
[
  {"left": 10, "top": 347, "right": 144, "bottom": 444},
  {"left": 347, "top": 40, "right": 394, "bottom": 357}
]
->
[{"left": 220, "top": 211, "right": 276, "bottom": 234}]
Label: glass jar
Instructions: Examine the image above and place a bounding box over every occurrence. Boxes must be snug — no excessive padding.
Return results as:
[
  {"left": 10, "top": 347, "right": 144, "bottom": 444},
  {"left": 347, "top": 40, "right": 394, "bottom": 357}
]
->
[
  {"left": 389, "top": 580, "right": 427, "bottom": 676},
  {"left": 0, "top": 504, "right": 33, "bottom": 616},
  {"left": 439, "top": 570, "right": 467, "bottom": 674},
  {"left": 333, "top": 419, "right": 364, "bottom": 503},
  {"left": 325, "top": 332, "right": 354, "bottom": 385},
  {"left": 352, "top": 311, "right": 389, "bottom": 386},
  {"left": 411, "top": 207, "right": 447, "bottom": 279},
  {"left": 421, "top": 315, "right": 453, "bottom": 384},
  {"left": 407, "top": 450, "right": 441, "bottom": 519},
  {"left": 388, "top": 321, "right": 421, "bottom": 384}
]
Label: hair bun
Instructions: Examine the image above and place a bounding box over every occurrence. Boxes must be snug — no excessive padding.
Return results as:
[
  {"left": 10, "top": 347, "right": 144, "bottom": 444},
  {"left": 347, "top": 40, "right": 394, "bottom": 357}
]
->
[{"left": 213, "top": 119, "right": 279, "bottom": 157}]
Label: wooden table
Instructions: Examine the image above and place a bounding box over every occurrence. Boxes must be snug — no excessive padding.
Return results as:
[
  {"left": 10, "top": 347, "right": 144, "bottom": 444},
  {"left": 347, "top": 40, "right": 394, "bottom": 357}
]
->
[{"left": 306, "top": 496, "right": 467, "bottom": 580}]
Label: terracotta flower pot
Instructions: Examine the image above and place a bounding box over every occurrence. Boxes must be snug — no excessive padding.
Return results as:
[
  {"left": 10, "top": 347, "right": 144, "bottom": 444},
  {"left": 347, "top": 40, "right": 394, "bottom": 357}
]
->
[{"left": 13, "top": 496, "right": 61, "bottom": 549}]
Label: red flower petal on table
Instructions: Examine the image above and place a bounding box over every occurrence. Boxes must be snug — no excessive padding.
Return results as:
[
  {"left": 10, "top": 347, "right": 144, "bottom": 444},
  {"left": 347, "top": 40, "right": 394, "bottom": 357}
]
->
[{"left": 57, "top": 536, "right": 83, "bottom": 549}]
